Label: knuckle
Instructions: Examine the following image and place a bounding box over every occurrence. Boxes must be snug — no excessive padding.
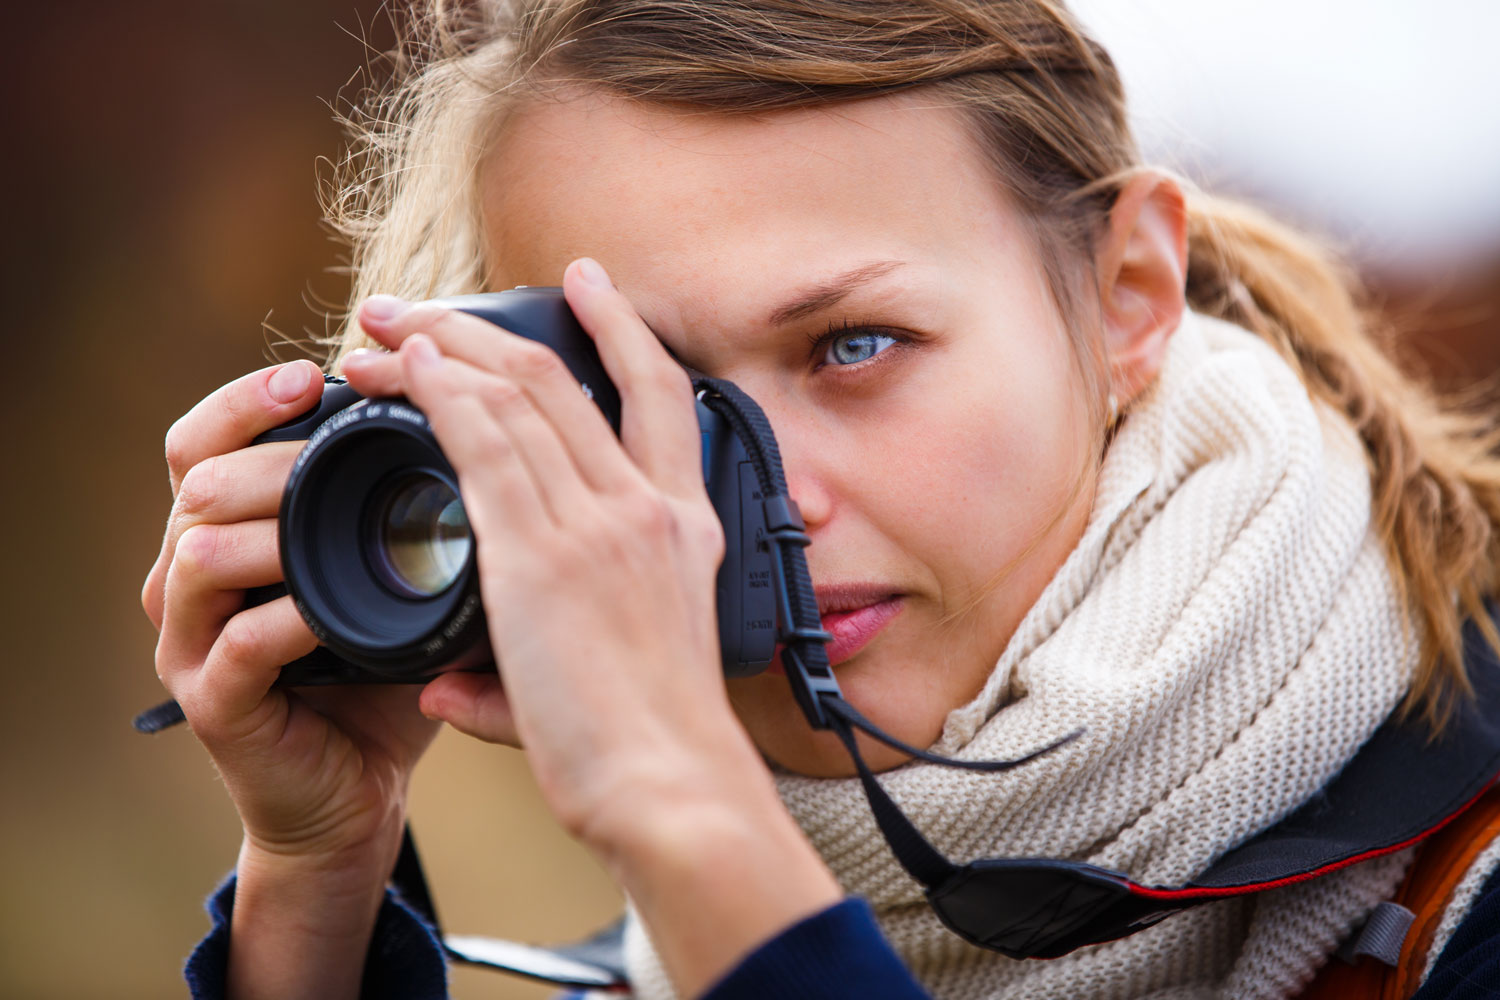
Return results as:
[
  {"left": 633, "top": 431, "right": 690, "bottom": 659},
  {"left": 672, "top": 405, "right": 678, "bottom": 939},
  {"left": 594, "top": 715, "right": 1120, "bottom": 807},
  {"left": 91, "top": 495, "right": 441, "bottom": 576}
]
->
[
  {"left": 175, "top": 523, "right": 221, "bottom": 577},
  {"left": 480, "top": 376, "right": 527, "bottom": 413},
  {"left": 152, "top": 640, "right": 171, "bottom": 686},
  {"left": 175, "top": 457, "right": 225, "bottom": 517},
  {"left": 178, "top": 694, "right": 224, "bottom": 747},
  {"left": 141, "top": 570, "right": 164, "bottom": 629},
  {"left": 475, "top": 423, "right": 513, "bottom": 461},
  {"left": 508, "top": 340, "right": 566, "bottom": 383},
  {"left": 650, "top": 361, "right": 691, "bottom": 397},
  {"left": 622, "top": 490, "right": 676, "bottom": 538},
  {"left": 154, "top": 640, "right": 186, "bottom": 691},
  {"left": 691, "top": 511, "right": 726, "bottom": 561},
  {"left": 216, "top": 614, "right": 262, "bottom": 667},
  {"left": 218, "top": 384, "right": 253, "bottom": 428},
  {"left": 453, "top": 406, "right": 511, "bottom": 459},
  {"left": 163, "top": 418, "right": 192, "bottom": 478},
  {"left": 406, "top": 303, "right": 449, "bottom": 331}
]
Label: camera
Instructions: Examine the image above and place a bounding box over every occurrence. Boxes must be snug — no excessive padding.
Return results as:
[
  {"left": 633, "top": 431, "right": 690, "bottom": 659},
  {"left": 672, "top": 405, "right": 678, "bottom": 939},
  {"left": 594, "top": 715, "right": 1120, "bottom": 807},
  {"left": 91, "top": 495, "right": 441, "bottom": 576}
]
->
[{"left": 252, "top": 287, "right": 780, "bottom": 687}]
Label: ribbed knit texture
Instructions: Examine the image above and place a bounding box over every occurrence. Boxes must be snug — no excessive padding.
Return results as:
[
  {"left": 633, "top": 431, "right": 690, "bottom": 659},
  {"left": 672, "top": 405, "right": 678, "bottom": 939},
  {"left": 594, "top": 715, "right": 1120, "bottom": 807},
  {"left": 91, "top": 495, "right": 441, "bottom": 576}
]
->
[{"left": 625, "top": 311, "right": 1418, "bottom": 999}]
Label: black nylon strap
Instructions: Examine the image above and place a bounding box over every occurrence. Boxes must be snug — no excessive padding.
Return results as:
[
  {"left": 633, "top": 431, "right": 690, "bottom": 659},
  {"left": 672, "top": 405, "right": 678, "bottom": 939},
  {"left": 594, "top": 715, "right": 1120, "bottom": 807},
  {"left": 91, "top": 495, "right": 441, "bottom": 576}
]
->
[
  {"left": 825, "top": 707, "right": 960, "bottom": 888},
  {"left": 821, "top": 700, "right": 1085, "bottom": 892},
  {"left": 132, "top": 698, "right": 186, "bottom": 733},
  {"left": 821, "top": 696, "right": 1082, "bottom": 773}
]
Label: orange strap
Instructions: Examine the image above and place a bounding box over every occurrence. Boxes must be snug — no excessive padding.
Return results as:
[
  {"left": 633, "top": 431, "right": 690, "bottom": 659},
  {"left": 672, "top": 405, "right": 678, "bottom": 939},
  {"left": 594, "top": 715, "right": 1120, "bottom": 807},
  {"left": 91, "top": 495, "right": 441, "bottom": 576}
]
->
[{"left": 1298, "top": 784, "right": 1500, "bottom": 1000}]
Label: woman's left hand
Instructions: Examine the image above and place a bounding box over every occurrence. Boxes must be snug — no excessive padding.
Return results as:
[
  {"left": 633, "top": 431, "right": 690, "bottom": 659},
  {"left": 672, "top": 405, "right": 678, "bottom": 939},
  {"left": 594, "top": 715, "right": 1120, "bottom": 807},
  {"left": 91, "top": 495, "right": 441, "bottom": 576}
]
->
[{"left": 344, "top": 257, "right": 747, "bottom": 841}]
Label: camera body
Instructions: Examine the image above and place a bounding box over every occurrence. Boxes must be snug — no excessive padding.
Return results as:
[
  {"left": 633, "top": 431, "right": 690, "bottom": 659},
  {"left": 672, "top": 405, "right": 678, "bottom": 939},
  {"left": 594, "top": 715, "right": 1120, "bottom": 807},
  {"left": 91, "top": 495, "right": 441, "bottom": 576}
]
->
[{"left": 255, "top": 288, "right": 779, "bottom": 686}]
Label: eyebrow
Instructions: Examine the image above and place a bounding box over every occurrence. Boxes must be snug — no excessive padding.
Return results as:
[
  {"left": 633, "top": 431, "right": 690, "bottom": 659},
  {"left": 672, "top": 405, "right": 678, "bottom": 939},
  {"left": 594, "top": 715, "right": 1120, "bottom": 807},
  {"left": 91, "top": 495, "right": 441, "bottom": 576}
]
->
[{"left": 766, "top": 260, "right": 907, "bottom": 327}]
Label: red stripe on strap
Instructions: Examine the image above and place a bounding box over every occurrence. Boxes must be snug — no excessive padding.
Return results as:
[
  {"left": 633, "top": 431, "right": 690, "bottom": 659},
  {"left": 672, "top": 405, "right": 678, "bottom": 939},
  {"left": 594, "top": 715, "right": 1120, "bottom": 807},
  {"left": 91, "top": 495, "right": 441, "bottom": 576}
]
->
[{"left": 1127, "top": 780, "right": 1497, "bottom": 902}]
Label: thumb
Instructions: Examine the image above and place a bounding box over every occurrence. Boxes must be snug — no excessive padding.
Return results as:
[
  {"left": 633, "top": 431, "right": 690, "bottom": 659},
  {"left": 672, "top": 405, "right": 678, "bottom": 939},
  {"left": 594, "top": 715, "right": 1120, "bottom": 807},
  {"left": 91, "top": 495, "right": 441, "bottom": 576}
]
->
[{"left": 420, "top": 671, "right": 521, "bottom": 746}]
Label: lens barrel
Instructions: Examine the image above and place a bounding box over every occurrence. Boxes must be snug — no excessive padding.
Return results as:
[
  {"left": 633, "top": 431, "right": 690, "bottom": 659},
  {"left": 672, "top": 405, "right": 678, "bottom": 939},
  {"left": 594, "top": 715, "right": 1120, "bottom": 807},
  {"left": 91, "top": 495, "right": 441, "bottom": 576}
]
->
[{"left": 278, "top": 398, "right": 486, "bottom": 677}]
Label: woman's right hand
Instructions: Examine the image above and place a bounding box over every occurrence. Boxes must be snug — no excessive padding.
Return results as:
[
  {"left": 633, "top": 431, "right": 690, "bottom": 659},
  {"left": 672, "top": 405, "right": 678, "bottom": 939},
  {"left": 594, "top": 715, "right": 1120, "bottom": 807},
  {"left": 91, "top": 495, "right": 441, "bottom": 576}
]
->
[{"left": 142, "top": 360, "right": 440, "bottom": 1000}]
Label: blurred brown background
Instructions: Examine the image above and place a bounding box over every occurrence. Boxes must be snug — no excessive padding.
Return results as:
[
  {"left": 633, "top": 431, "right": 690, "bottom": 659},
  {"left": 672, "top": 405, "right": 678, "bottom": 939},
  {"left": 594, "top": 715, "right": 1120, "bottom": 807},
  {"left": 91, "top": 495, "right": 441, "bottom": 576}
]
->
[
  {"left": 4, "top": 3, "right": 1497, "bottom": 999},
  {"left": 2, "top": 4, "right": 620, "bottom": 999}
]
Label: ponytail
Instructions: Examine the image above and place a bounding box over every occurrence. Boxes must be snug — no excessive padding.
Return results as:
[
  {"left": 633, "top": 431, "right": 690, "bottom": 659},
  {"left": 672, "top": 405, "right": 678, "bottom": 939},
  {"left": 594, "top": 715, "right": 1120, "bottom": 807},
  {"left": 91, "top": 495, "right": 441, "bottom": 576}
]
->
[{"left": 1183, "top": 191, "right": 1500, "bottom": 728}]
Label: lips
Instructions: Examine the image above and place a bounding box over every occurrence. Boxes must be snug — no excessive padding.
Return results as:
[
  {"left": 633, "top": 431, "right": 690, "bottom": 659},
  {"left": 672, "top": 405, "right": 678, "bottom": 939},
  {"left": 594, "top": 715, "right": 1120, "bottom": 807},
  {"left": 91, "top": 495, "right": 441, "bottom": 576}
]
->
[{"left": 815, "top": 586, "right": 904, "bottom": 666}]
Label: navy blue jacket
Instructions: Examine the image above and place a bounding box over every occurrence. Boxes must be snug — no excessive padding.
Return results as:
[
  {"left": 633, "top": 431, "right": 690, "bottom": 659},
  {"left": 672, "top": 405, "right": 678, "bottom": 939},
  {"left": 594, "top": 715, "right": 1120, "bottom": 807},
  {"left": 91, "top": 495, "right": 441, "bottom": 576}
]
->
[{"left": 185, "top": 866, "right": 1500, "bottom": 999}]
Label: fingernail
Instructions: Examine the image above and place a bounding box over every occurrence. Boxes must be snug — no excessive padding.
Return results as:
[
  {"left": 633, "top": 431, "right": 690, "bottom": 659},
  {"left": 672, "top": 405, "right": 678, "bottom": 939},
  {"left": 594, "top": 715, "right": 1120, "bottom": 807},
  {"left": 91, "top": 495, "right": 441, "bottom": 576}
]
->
[
  {"left": 576, "top": 257, "right": 611, "bottom": 287},
  {"left": 363, "top": 294, "right": 411, "bottom": 321},
  {"left": 405, "top": 335, "right": 440, "bottom": 368},
  {"left": 268, "top": 361, "right": 313, "bottom": 403},
  {"left": 341, "top": 348, "right": 378, "bottom": 368}
]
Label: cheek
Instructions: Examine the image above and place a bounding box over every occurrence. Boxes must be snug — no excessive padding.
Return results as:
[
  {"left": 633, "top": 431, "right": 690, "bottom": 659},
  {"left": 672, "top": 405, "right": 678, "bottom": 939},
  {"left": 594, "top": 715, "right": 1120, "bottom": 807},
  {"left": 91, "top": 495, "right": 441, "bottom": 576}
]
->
[{"left": 876, "top": 364, "right": 1091, "bottom": 600}]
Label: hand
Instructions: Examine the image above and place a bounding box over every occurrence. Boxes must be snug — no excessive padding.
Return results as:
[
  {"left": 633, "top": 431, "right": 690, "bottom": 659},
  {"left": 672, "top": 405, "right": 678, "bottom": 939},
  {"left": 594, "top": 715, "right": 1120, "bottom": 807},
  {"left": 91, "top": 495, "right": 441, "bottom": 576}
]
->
[
  {"left": 343, "top": 261, "right": 734, "bottom": 838},
  {"left": 344, "top": 260, "right": 841, "bottom": 998},
  {"left": 143, "top": 361, "right": 441, "bottom": 999}
]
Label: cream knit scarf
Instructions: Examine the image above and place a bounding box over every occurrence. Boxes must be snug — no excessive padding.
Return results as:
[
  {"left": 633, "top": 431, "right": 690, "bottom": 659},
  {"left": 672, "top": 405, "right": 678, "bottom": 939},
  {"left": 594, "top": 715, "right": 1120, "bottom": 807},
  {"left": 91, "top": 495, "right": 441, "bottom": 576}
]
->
[{"left": 623, "top": 311, "right": 1418, "bottom": 1000}]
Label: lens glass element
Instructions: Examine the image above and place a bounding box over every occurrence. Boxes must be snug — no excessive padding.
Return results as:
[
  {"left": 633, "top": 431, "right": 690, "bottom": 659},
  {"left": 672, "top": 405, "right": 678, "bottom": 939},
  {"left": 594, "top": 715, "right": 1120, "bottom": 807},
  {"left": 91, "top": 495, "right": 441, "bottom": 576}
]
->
[{"left": 373, "top": 474, "right": 471, "bottom": 597}]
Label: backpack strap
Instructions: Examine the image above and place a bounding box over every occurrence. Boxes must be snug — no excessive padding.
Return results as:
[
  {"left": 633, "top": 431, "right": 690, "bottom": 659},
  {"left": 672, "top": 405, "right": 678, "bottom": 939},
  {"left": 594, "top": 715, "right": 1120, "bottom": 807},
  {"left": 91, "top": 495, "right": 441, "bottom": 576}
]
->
[{"left": 1299, "top": 784, "right": 1500, "bottom": 999}]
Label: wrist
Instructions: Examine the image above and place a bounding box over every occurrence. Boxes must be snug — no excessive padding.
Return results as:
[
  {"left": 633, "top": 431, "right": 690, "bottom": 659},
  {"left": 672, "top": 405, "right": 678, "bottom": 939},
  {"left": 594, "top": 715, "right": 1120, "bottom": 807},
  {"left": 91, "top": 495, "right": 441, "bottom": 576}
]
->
[
  {"left": 236, "top": 829, "right": 401, "bottom": 916},
  {"left": 226, "top": 833, "right": 403, "bottom": 1000},
  {"left": 238, "top": 786, "right": 410, "bottom": 881},
  {"left": 576, "top": 739, "right": 842, "bottom": 998}
]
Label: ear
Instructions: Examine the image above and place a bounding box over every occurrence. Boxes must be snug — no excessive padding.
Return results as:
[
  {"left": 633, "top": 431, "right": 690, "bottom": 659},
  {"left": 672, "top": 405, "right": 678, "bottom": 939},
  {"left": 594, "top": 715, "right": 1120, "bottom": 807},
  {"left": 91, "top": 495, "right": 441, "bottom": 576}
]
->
[{"left": 1094, "top": 170, "right": 1188, "bottom": 406}]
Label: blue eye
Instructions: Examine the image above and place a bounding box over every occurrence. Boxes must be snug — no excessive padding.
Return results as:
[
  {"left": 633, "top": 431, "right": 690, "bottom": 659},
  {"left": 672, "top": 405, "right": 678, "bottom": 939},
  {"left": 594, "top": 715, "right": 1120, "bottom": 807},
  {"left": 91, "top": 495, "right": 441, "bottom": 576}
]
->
[{"left": 823, "top": 329, "right": 899, "bottom": 366}]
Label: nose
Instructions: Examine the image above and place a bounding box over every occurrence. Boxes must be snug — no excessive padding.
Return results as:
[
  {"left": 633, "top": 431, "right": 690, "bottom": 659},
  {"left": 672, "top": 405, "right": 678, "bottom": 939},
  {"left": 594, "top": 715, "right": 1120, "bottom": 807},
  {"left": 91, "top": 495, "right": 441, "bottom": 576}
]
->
[
  {"left": 785, "top": 465, "right": 832, "bottom": 534},
  {"left": 773, "top": 418, "right": 835, "bottom": 534}
]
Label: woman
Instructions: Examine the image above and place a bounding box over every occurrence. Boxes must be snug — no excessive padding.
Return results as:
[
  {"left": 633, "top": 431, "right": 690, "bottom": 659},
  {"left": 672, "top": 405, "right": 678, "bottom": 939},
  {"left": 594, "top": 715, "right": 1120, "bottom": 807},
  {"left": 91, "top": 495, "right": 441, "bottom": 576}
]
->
[{"left": 142, "top": 2, "right": 1500, "bottom": 998}]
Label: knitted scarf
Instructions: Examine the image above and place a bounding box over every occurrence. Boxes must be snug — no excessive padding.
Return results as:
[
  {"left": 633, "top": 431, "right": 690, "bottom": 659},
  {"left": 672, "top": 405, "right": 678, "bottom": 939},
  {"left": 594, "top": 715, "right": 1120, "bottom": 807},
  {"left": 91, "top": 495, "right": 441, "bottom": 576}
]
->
[{"left": 623, "top": 311, "right": 1418, "bottom": 1000}]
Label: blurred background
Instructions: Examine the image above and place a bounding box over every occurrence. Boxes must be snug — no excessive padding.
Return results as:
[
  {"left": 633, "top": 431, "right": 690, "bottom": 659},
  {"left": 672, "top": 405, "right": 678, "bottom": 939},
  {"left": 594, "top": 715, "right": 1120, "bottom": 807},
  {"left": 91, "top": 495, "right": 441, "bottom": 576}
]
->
[
  {"left": 4, "top": 2, "right": 1497, "bottom": 998},
  {"left": 3, "top": 4, "right": 623, "bottom": 999}
]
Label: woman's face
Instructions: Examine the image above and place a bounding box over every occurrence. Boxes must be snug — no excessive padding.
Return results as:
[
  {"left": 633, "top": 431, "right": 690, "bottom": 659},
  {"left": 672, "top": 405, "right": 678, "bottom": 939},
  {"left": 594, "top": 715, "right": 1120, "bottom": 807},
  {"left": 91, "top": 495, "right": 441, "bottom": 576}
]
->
[{"left": 482, "top": 92, "right": 1098, "bottom": 776}]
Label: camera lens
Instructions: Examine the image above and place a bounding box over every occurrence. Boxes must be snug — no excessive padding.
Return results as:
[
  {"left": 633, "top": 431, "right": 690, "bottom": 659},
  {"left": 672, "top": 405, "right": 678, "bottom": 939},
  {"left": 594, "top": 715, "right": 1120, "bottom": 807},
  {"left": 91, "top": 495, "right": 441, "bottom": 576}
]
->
[
  {"left": 370, "top": 474, "right": 471, "bottom": 597},
  {"left": 279, "top": 399, "right": 485, "bottom": 677}
]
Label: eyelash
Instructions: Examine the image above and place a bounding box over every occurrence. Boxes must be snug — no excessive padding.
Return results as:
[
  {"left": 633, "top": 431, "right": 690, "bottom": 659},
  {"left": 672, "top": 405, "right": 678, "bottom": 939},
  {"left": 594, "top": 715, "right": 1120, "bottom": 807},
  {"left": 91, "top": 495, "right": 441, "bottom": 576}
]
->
[{"left": 807, "top": 319, "right": 908, "bottom": 372}]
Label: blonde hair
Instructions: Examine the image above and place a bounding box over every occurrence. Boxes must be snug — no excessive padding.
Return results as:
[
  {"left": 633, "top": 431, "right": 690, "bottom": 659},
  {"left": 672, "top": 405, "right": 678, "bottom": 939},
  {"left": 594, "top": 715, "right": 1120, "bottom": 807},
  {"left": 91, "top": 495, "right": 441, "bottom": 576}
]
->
[{"left": 324, "top": 0, "right": 1500, "bottom": 728}]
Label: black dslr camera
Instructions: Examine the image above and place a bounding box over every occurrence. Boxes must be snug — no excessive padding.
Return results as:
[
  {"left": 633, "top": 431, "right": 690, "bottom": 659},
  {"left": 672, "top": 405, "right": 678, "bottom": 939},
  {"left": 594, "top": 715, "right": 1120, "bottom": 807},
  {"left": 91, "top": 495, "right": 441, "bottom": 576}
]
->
[{"left": 256, "top": 287, "right": 780, "bottom": 686}]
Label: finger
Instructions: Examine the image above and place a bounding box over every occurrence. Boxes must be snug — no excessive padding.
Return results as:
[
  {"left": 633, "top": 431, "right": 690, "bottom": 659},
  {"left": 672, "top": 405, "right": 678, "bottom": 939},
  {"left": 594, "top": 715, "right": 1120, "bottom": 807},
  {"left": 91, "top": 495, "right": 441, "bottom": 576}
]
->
[
  {"left": 157, "top": 519, "right": 284, "bottom": 683},
  {"left": 144, "top": 441, "right": 302, "bottom": 629},
  {"left": 399, "top": 337, "right": 595, "bottom": 523},
  {"left": 163, "top": 360, "right": 324, "bottom": 496},
  {"left": 189, "top": 594, "right": 318, "bottom": 745},
  {"left": 561, "top": 259, "right": 704, "bottom": 498},
  {"left": 398, "top": 338, "right": 550, "bottom": 542},
  {"left": 352, "top": 300, "right": 637, "bottom": 495},
  {"left": 419, "top": 671, "right": 520, "bottom": 746}
]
